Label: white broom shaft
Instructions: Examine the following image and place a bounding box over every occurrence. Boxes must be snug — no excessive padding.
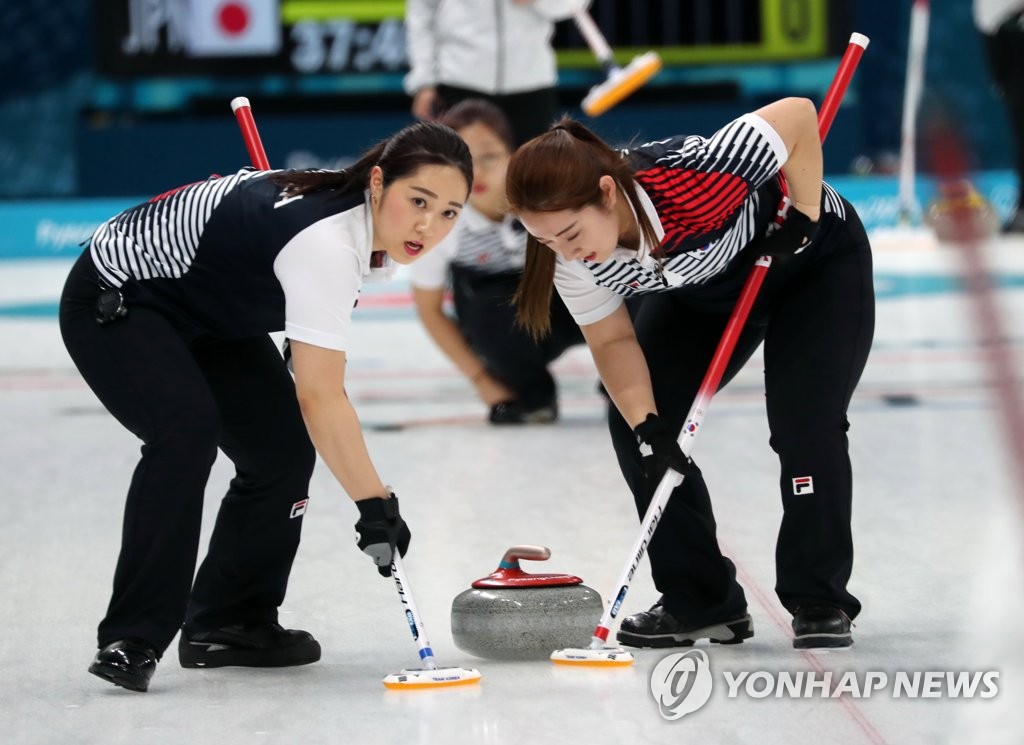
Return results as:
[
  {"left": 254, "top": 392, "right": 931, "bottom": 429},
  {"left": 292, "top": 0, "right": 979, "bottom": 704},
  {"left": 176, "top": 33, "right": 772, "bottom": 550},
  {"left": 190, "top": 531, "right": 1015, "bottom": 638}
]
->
[
  {"left": 899, "top": 0, "right": 930, "bottom": 220},
  {"left": 390, "top": 554, "right": 438, "bottom": 670},
  {"left": 573, "top": 9, "right": 615, "bottom": 66}
]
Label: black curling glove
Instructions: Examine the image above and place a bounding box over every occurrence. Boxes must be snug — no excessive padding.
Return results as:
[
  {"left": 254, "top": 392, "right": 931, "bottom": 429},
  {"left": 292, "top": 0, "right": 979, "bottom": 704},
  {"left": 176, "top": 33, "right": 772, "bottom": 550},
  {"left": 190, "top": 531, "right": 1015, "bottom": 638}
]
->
[
  {"left": 634, "top": 414, "right": 695, "bottom": 491},
  {"left": 754, "top": 207, "right": 819, "bottom": 257},
  {"left": 355, "top": 493, "right": 411, "bottom": 577}
]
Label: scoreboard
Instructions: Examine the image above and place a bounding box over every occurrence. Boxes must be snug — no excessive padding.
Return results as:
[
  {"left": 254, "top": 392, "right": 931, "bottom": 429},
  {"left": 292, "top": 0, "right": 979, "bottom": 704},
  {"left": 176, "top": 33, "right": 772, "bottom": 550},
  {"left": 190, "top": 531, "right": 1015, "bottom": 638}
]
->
[
  {"left": 96, "top": 0, "right": 409, "bottom": 76},
  {"left": 555, "top": 0, "right": 835, "bottom": 66},
  {"left": 96, "top": 0, "right": 841, "bottom": 77}
]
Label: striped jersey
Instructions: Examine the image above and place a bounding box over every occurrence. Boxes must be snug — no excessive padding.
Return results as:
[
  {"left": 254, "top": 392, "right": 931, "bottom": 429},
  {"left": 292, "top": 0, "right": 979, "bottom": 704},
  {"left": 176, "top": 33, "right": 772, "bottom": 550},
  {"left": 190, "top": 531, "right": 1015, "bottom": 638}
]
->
[
  {"left": 408, "top": 203, "right": 525, "bottom": 289},
  {"left": 88, "top": 168, "right": 393, "bottom": 350},
  {"left": 553, "top": 113, "right": 848, "bottom": 325}
]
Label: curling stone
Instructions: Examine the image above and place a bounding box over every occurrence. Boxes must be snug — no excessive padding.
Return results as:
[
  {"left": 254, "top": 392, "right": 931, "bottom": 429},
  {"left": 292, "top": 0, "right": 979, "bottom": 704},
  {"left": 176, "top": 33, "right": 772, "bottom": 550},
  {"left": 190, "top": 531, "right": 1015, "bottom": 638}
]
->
[{"left": 450, "top": 546, "right": 603, "bottom": 661}]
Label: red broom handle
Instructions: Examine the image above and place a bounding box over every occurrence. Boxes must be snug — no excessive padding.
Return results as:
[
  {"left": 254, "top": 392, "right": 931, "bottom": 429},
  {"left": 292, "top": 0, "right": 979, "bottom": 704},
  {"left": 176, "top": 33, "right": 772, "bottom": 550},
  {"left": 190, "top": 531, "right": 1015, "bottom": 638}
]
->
[
  {"left": 230, "top": 96, "right": 272, "bottom": 170},
  {"left": 818, "top": 33, "right": 869, "bottom": 141},
  {"left": 690, "top": 32, "right": 870, "bottom": 417}
]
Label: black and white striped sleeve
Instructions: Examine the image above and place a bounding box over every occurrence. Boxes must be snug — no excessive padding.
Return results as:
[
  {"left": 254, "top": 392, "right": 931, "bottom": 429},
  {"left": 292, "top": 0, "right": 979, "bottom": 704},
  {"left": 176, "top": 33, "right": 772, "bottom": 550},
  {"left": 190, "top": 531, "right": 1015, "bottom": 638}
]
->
[{"left": 658, "top": 114, "right": 788, "bottom": 192}]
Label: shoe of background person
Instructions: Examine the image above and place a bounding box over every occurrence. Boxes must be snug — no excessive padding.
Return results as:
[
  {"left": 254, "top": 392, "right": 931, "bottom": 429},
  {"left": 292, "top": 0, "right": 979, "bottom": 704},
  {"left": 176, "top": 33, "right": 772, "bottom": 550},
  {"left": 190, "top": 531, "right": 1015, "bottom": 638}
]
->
[
  {"left": 488, "top": 400, "right": 558, "bottom": 425},
  {"left": 88, "top": 638, "right": 160, "bottom": 692},
  {"left": 178, "top": 622, "right": 321, "bottom": 668},
  {"left": 1002, "top": 209, "right": 1024, "bottom": 234},
  {"left": 792, "top": 605, "right": 853, "bottom": 649},
  {"left": 616, "top": 602, "right": 753, "bottom": 648}
]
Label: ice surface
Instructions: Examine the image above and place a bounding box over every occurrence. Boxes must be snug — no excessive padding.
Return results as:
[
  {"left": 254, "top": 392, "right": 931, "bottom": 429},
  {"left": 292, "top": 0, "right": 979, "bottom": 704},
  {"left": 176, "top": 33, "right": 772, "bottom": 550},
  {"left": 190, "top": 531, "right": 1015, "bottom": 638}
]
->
[{"left": 1, "top": 232, "right": 1022, "bottom": 744}]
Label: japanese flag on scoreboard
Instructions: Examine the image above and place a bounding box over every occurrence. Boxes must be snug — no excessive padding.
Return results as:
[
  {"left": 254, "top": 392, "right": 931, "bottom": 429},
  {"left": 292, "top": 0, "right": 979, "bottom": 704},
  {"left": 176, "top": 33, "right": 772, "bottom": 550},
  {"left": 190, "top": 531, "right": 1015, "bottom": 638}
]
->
[{"left": 186, "top": 0, "right": 281, "bottom": 57}]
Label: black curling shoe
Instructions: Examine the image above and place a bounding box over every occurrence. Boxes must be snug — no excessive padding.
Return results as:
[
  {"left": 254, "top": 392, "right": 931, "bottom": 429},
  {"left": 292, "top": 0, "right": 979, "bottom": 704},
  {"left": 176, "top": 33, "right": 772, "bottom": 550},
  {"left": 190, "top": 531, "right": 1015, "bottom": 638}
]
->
[
  {"left": 178, "top": 622, "right": 321, "bottom": 668},
  {"left": 792, "top": 605, "right": 853, "bottom": 649},
  {"left": 88, "top": 639, "right": 160, "bottom": 692},
  {"left": 488, "top": 400, "right": 558, "bottom": 425},
  {"left": 616, "top": 603, "right": 753, "bottom": 648}
]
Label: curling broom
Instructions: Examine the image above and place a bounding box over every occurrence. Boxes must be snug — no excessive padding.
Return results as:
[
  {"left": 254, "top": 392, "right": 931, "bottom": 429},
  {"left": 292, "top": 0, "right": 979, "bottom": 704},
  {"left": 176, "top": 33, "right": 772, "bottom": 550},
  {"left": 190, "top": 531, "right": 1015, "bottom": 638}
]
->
[
  {"left": 382, "top": 554, "right": 482, "bottom": 689},
  {"left": 574, "top": 9, "right": 662, "bottom": 117},
  {"left": 897, "top": 0, "right": 930, "bottom": 224}
]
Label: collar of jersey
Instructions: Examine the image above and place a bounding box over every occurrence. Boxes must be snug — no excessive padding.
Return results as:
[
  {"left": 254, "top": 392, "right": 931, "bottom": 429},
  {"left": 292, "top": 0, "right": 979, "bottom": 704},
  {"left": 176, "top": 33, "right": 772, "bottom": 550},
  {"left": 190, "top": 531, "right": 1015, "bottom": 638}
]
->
[
  {"left": 360, "top": 190, "right": 397, "bottom": 283},
  {"left": 605, "top": 183, "right": 665, "bottom": 263}
]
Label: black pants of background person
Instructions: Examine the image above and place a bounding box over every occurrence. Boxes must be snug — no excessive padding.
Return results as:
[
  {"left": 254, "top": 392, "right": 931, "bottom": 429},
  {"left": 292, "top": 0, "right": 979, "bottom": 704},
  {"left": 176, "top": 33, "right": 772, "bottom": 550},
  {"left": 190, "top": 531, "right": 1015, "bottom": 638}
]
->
[
  {"left": 450, "top": 264, "right": 584, "bottom": 412},
  {"left": 982, "top": 11, "right": 1024, "bottom": 227},
  {"left": 607, "top": 204, "right": 875, "bottom": 627},
  {"left": 59, "top": 251, "right": 316, "bottom": 657},
  {"left": 436, "top": 84, "right": 558, "bottom": 145}
]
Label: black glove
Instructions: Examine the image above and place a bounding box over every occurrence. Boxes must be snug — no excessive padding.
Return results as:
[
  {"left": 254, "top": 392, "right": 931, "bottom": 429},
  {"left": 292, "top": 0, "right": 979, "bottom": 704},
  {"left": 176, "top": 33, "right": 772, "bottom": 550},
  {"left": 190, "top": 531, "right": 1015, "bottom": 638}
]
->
[
  {"left": 355, "top": 493, "right": 411, "bottom": 577},
  {"left": 753, "top": 207, "right": 819, "bottom": 257},
  {"left": 634, "top": 414, "right": 695, "bottom": 489}
]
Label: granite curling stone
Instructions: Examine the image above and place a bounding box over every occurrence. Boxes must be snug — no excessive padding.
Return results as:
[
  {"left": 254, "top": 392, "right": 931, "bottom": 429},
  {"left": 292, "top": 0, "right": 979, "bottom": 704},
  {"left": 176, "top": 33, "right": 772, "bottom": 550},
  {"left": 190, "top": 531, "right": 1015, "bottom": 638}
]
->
[{"left": 450, "top": 545, "right": 603, "bottom": 660}]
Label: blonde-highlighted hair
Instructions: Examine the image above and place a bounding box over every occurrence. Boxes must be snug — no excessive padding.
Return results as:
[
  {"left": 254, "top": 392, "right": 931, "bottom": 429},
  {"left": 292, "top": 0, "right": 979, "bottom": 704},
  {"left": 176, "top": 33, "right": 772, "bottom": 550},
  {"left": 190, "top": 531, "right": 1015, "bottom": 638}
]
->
[{"left": 506, "top": 118, "right": 660, "bottom": 338}]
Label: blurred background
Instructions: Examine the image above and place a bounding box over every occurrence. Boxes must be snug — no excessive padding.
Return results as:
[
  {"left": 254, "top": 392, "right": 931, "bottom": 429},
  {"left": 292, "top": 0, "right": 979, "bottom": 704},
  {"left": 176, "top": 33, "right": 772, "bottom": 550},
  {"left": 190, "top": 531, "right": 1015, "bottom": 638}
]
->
[{"left": 0, "top": 0, "right": 1017, "bottom": 213}]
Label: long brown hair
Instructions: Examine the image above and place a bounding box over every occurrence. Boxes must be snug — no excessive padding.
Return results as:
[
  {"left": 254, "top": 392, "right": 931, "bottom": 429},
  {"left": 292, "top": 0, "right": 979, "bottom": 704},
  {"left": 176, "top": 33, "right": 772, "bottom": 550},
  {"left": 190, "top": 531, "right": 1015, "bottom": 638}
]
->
[
  {"left": 505, "top": 117, "right": 660, "bottom": 338},
  {"left": 270, "top": 120, "right": 473, "bottom": 198}
]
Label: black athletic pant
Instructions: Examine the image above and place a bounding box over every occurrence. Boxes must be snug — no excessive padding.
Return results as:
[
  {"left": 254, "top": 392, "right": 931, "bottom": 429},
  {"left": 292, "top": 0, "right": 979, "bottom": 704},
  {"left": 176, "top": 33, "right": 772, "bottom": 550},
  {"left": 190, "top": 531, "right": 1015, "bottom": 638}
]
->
[
  {"left": 982, "top": 12, "right": 1024, "bottom": 213},
  {"left": 59, "top": 251, "right": 316, "bottom": 655},
  {"left": 608, "top": 208, "right": 874, "bottom": 624},
  {"left": 451, "top": 265, "right": 583, "bottom": 410},
  {"left": 435, "top": 84, "right": 558, "bottom": 145}
]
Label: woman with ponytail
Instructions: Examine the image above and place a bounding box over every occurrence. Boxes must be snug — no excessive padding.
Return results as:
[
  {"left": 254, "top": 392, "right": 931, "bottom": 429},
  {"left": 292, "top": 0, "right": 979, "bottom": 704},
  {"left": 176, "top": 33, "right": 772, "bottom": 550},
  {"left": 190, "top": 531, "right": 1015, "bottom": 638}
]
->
[
  {"left": 60, "top": 121, "right": 472, "bottom": 692},
  {"left": 507, "top": 99, "right": 874, "bottom": 651}
]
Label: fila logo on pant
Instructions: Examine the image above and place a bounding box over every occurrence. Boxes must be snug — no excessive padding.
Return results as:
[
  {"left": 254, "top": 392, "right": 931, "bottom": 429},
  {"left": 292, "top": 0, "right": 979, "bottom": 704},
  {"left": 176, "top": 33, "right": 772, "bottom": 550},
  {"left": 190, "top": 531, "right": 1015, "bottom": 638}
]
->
[
  {"left": 290, "top": 499, "right": 309, "bottom": 518},
  {"left": 792, "top": 477, "right": 815, "bottom": 495}
]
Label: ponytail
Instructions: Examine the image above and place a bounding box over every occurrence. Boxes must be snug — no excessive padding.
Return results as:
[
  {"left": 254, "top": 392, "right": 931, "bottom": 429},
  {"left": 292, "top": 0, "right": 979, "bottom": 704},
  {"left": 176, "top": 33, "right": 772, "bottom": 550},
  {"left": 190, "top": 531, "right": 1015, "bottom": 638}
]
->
[
  {"left": 272, "top": 121, "right": 472, "bottom": 199},
  {"left": 270, "top": 141, "right": 387, "bottom": 196},
  {"left": 512, "top": 236, "right": 557, "bottom": 339}
]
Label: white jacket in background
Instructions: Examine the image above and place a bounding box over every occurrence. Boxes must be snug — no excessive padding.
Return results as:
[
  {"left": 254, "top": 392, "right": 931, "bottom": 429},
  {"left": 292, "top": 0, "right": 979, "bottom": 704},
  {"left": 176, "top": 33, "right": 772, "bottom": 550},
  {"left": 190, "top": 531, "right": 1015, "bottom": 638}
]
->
[
  {"left": 974, "top": 0, "right": 1024, "bottom": 32},
  {"left": 404, "top": 0, "right": 588, "bottom": 96}
]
